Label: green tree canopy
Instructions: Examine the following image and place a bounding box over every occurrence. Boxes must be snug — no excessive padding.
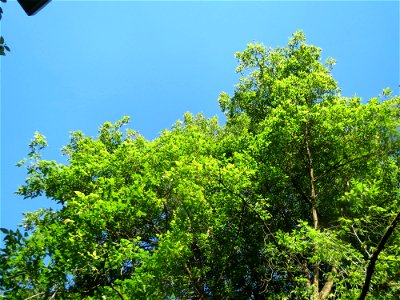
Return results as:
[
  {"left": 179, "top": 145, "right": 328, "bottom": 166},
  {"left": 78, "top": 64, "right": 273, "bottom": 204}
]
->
[{"left": 1, "top": 31, "right": 399, "bottom": 299}]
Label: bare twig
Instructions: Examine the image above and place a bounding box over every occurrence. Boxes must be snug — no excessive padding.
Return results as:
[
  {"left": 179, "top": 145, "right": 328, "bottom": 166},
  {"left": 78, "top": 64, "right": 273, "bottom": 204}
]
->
[
  {"left": 24, "top": 292, "right": 45, "bottom": 300},
  {"left": 351, "top": 225, "right": 371, "bottom": 257}
]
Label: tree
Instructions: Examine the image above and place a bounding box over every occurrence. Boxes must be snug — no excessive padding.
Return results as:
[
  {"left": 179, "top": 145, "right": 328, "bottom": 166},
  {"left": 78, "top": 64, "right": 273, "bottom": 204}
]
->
[{"left": 1, "top": 31, "right": 399, "bottom": 299}]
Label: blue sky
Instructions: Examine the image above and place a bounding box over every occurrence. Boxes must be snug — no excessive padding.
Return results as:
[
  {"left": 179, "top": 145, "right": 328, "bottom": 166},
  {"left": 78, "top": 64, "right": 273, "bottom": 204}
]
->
[{"left": 1, "top": 1, "right": 399, "bottom": 233}]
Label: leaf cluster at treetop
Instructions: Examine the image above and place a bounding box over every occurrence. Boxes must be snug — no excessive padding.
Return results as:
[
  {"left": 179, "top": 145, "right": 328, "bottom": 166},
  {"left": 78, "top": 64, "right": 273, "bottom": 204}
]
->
[{"left": 1, "top": 31, "right": 399, "bottom": 299}]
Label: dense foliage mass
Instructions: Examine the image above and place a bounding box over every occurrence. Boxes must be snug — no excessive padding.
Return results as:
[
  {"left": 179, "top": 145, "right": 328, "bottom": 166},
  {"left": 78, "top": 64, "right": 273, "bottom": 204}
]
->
[{"left": 1, "top": 31, "right": 399, "bottom": 299}]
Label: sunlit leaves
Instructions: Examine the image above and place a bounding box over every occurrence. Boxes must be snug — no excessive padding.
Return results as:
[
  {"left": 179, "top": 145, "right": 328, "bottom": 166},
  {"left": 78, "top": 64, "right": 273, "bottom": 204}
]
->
[{"left": 1, "top": 31, "right": 399, "bottom": 299}]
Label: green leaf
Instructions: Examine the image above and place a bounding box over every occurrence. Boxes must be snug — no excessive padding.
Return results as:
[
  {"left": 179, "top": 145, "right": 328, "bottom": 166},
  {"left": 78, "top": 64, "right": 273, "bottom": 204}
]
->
[{"left": 0, "top": 227, "right": 9, "bottom": 234}]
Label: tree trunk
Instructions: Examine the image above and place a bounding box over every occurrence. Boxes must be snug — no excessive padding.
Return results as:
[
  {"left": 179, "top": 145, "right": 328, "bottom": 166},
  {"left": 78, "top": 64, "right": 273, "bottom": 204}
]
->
[{"left": 305, "top": 126, "right": 320, "bottom": 299}]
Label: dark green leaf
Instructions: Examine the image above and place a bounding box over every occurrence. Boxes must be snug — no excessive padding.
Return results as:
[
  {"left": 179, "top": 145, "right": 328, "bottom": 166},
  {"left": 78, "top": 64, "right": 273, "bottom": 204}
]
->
[{"left": 0, "top": 228, "right": 9, "bottom": 234}]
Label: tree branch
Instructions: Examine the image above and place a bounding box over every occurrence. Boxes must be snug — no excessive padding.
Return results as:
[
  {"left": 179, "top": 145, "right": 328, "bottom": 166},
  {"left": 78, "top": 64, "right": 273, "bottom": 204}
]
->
[
  {"left": 358, "top": 211, "right": 400, "bottom": 300},
  {"left": 110, "top": 282, "right": 125, "bottom": 300},
  {"left": 351, "top": 224, "right": 371, "bottom": 257},
  {"left": 319, "top": 266, "right": 337, "bottom": 299},
  {"left": 24, "top": 292, "right": 45, "bottom": 300},
  {"left": 315, "top": 149, "right": 395, "bottom": 183}
]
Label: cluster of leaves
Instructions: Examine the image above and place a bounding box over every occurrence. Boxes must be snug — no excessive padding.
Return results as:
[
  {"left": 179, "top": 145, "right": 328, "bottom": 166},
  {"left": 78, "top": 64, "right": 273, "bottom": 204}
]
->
[
  {"left": 0, "top": 0, "right": 10, "bottom": 56},
  {"left": 1, "top": 31, "right": 399, "bottom": 299}
]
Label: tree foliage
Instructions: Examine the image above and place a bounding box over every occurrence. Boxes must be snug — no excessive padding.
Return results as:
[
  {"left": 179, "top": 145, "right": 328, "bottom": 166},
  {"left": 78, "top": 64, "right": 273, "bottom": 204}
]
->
[
  {"left": 0, "top": 0, "right": 10, "bottom": 56},
  {"left": 1, "top": 31, "right": 399, "bottom": 299}
]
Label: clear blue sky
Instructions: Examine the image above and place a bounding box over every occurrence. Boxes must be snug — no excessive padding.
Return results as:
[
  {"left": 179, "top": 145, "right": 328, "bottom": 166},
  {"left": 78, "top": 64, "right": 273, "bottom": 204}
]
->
[{"left": 1, "top": 1, "right": 399, "bottom": 233}]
